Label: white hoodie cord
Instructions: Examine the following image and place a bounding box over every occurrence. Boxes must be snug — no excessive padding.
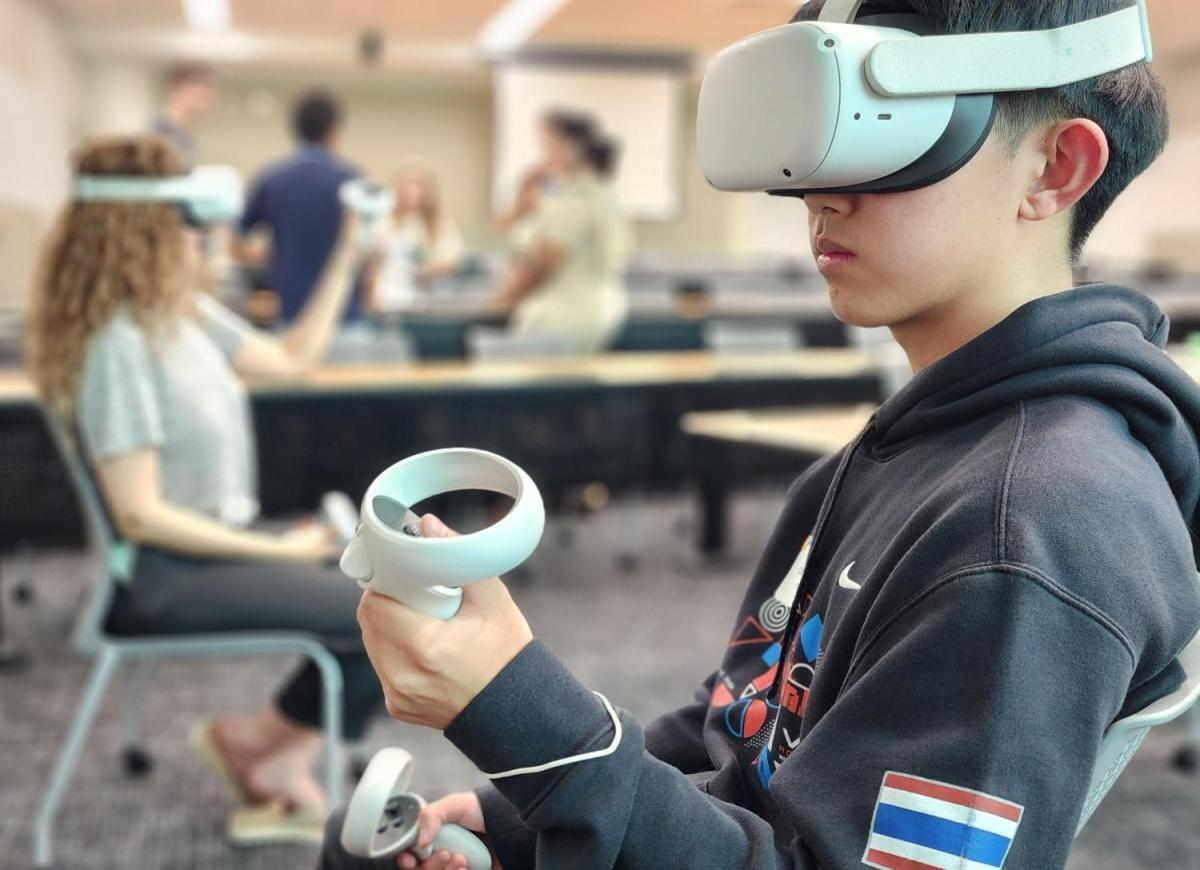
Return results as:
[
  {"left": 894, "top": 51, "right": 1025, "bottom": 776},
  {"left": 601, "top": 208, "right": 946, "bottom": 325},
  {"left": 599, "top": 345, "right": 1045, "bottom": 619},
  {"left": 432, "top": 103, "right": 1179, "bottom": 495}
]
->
[{"left": 482, "top": 692, "right": 623, "bottom": 780}]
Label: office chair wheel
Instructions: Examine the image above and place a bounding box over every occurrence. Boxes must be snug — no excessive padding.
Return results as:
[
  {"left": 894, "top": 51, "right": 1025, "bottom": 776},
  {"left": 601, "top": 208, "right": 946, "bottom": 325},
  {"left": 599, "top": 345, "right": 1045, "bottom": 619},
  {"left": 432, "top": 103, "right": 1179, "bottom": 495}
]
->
[
  {"left": 1170, "top": 745, "right": 1198, "bottom": 772},
  {"left": 122, "top": 746, "right": 154, "bottom": 777},
  {"left": 616, "top": 553, "right": 639, "bottom": 575}
]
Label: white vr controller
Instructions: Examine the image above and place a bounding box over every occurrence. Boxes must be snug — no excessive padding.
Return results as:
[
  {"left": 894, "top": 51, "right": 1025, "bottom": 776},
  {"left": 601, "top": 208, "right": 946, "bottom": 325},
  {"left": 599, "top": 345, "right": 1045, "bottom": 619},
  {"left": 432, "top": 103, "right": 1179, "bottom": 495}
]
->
[
  {"left": 339, "top": 178, "right": 397, "bottom": 250},
  {"left": 339, "top": 448, "right": 545, "bottom": 619},
  {"left": 341, "top": 748, "right": 492, "bottom": 867}
]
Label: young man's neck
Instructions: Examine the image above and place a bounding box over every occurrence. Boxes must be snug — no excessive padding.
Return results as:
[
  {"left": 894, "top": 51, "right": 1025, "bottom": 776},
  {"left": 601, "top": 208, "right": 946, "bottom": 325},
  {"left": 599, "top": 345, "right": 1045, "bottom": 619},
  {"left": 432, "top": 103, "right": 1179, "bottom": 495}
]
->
[{"left": 890, "top": 259, "right": 1075, "bottom": 373}]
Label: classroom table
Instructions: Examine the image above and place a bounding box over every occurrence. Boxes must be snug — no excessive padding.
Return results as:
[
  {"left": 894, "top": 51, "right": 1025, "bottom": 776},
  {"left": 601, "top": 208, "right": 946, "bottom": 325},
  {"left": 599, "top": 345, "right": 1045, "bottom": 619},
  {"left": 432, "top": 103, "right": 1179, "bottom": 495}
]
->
[
  {"left": 680, "top": 405, "right": 877, "bottom": 555},
  {"left": 0, "top": 350, "right": 882, "bottom": 550}
]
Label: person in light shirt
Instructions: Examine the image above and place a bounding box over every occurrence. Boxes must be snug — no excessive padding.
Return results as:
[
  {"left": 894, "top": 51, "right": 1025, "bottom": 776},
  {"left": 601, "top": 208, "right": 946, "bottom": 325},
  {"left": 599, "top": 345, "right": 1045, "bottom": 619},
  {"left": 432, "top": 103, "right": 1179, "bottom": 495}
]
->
[
  {"left": 365, "top": 161, "right": 466, "bottom": 313},
  {"left": 495, "top": 110, "right": 632, "bottom": 355}
]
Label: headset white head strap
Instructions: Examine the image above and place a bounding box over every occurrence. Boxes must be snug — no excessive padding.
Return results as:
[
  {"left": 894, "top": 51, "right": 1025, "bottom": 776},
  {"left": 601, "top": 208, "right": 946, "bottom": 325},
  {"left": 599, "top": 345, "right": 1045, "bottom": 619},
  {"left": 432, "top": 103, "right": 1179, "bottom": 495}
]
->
[
  {"left": 818, "top": 0, "right": 864, "bottom": 24},
  {"left": 73, "top": 175, "right": 190, "bottom": 202},
  {"left": 867, "top": 0, "right": 1152, "bottom": 98}
]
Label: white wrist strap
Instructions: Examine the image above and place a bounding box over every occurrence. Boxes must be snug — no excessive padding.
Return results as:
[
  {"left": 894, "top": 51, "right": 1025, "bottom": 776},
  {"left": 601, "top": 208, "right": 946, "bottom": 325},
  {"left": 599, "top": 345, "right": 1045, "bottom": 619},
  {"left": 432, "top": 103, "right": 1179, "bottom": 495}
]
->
[{"left": 482, "top": 692, "right": 623, "bottom": 780}]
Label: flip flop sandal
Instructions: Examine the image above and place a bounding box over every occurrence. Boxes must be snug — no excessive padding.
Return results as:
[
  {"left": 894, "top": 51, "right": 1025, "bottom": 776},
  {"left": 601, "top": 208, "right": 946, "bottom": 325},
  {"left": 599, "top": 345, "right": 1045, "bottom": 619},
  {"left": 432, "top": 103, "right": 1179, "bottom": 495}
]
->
[
  {"left": 226, "top": 800, "right": 327, "bottom": 847},
  {"left": 188, "top": 720, "right": 260, "bottom": 805}
]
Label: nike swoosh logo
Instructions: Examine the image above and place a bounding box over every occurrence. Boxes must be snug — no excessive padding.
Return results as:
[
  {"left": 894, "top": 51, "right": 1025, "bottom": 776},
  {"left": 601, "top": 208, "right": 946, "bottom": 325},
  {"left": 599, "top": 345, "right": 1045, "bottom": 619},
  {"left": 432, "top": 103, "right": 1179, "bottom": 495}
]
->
[{"left": 838, "top": 562, "right": 862, "bottom": 591}]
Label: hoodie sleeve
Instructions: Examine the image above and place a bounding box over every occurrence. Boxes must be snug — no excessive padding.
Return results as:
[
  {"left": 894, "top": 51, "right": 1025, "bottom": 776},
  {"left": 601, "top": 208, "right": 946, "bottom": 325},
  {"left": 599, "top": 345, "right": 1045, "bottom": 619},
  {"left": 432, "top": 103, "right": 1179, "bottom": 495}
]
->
[
  {"left": 446, "top": 564, "right": 1135, "bottom": 870},
  {"left": 473, "top": 673, "right": 717, "bottom": 868}
]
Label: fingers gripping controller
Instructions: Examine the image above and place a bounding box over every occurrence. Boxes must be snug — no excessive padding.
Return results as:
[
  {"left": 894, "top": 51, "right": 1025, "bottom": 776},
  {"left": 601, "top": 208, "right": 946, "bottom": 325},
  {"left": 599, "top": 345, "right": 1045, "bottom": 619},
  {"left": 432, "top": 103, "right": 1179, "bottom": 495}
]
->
[
  {"left": 341, "top": 748, "right": 492, "bottom": 868},
  {"left": 339, "top": 448, "right": 546, "bottom": 619}
]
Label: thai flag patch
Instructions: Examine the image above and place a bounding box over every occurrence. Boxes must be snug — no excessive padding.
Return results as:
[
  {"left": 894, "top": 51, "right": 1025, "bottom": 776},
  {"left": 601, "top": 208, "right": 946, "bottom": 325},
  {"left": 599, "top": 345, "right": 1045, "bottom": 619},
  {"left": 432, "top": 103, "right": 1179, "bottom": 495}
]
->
[{"left": 863, "top": 771, "right": 1024, "bottom": 870}]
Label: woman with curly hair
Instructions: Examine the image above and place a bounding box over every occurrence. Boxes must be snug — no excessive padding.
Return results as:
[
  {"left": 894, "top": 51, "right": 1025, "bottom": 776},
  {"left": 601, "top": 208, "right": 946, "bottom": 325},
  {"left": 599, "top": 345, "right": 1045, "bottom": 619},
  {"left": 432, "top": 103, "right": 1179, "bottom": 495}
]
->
[{"left": 27, "top": 135, "right": 382, "bottom": 843}]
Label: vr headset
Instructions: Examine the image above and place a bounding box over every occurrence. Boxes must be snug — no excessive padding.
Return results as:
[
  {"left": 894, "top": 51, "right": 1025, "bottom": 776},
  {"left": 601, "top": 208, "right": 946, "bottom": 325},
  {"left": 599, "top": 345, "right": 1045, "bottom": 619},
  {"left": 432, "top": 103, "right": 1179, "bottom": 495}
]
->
[
  {"left": 72, "top": 165, "right": 244, "bottom": 224},
  {"left": 697, "top": 0, "right": 1153, "bottom": 196}
]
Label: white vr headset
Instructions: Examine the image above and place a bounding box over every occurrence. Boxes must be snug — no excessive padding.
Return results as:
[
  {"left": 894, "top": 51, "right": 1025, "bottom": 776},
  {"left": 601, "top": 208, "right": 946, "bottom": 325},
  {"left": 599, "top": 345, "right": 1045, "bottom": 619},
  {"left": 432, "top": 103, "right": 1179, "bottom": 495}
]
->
[
  {"left": 697, "top": 0, "right": 1153, "bottom": 196},
  {"left": 72, "top": 165, "right": 243, "bottom": 224}
]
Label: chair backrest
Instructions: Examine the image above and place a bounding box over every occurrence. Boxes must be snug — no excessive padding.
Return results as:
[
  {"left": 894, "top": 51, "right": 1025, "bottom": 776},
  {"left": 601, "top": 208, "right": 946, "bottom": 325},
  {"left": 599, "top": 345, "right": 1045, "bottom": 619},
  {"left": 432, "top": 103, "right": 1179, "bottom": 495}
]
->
[
  {"left": 702, "top": 321, "right": 802, "bottom": 356},
  {"left": 466, "top": 327, "right": 579, "bottom": 361},
  {"left": 326, "top": 324, "right": 415, "bottom": 365},
  {"left": 1076, "top": 627, "right": 1200, "bottom": 834},
  {"left": 38, "top": 408, "right": 123, "bottom": 655}
]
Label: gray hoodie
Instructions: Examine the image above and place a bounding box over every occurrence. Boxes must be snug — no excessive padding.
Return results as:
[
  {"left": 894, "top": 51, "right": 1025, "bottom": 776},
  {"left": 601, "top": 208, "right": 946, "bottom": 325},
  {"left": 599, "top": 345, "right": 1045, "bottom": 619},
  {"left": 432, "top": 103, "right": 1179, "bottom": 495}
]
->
[{"left": 446, "top": 284, "right": 1200, "bottom": 869}]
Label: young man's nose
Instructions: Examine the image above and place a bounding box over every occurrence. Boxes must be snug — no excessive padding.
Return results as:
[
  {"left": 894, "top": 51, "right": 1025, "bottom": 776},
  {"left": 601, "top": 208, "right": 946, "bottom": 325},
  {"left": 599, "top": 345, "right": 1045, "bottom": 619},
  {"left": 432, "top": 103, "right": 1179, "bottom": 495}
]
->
[{"left": 805, "top": 192, "right": 857, "bottom": 217}]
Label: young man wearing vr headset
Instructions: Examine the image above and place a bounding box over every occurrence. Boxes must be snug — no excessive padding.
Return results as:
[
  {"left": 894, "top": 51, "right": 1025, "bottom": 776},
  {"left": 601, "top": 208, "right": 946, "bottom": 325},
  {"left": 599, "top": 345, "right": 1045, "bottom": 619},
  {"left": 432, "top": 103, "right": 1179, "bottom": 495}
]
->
[{"left": 323, "top": 1, "right": 1200, "bottom": 868}]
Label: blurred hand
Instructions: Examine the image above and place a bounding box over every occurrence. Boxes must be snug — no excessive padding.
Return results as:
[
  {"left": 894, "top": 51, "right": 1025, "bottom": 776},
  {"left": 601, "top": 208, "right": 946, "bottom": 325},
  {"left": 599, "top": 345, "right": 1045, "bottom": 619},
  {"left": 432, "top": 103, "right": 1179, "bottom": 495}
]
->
[
  {"left": 396, "top": 792, "right": 500, "bottom": 870},
  {"left": 356, "top": 514, "right": 533, "bottom": 731},
  {"left": 278, "top": 523, "right": 340, "bottom": 563}
]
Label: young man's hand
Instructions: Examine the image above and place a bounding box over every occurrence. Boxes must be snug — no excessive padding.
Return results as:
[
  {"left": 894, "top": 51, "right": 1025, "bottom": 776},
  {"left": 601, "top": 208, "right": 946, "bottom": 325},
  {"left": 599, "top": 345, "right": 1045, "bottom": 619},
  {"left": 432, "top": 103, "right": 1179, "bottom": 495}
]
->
[
  {"left": 396, "top": 792, "right": 501, "bottom": 870},
  {"left": 356, "top": 514, "right": 534, "bottom": 731}
]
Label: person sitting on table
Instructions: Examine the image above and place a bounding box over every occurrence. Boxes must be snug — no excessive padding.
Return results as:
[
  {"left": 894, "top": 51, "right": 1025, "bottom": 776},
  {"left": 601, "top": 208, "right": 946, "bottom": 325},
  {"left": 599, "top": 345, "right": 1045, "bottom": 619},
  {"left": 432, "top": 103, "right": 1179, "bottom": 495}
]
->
[
  {"left": 26, "top": 135, "right": 384, "bottom": 845},
  {"left": 365, "top": 161, "right": 466, "bottom": 315},
  {"left": 495, "top": 110, "right": 631, "bottom": 356},
  {"left": 232, "top": 88, "right": 360, "bottom": 325}
]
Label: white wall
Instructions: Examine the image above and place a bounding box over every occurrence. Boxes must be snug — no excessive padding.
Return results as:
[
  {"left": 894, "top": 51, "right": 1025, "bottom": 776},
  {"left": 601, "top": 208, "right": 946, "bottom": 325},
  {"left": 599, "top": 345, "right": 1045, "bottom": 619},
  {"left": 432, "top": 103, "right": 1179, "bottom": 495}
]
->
[
  {"left": 1085, "top": 126, "right": 1200, "bottom": 269},
  {"left": 0, "top": 0, "right": 79, "bottom": 310}
]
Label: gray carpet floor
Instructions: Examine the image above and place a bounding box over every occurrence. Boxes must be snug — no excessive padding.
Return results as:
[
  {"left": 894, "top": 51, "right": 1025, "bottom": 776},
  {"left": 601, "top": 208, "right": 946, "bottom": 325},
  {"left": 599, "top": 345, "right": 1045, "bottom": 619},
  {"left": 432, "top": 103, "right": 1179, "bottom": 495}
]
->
[{"left": 1, "top": 490, "right": 1198, "bottom": 869}]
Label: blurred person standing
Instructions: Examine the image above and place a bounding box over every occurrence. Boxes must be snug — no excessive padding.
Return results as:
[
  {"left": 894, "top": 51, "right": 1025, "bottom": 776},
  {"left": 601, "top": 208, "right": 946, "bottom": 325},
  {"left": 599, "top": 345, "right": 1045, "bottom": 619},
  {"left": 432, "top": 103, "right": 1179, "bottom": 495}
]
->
[
  {"left": 151, "top": 62, "right": 216, "bottom": 168},
  {"left": 365, "top": 161, "right": 466, "bottom": 314},
  {"left": 233, "top": 89, "right": 360, "bottom": 324},
  {"left": 495, "top": 110, "right": 631, "bottom": 354}
]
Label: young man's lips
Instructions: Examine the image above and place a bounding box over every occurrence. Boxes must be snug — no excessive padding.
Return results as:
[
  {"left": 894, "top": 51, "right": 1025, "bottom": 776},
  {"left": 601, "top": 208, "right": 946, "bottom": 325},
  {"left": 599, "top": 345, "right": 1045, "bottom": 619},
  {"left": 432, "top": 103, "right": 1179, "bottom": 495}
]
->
[
  {"left": 813, "top": 238, "right": 856, "bottom": 274},
  {"left": 816, "top": 251, "right": 856, "bottom": 275}
]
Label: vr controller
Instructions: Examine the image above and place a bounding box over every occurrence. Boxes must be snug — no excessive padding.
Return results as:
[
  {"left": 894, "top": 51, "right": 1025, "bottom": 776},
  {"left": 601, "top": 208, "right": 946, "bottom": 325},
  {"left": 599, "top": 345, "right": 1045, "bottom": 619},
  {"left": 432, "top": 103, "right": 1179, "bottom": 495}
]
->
[
  {"left": 339, "top": 179, "right": 397, "bottom": 250},
  {"left": 339, "top": 448, "right": 545, "bottom": 619},
  {"left": 341, "top": 748, "right": 492, "bottom": 868},
  {"left": 320, "top": 491, "right": 360, "bottom": 546}
]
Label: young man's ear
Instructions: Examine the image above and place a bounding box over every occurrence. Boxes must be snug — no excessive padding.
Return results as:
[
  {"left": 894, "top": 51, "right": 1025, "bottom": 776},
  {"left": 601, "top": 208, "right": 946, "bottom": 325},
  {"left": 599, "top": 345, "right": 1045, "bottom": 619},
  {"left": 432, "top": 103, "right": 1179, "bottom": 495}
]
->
[{"left": 1018, "top": 119, "right": 1110, "bottom": 223}]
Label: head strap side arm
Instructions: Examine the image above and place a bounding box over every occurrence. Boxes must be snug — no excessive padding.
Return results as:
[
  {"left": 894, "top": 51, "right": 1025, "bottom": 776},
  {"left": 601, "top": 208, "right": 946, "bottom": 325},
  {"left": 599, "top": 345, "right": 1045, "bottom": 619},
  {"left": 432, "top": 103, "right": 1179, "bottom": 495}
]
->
[
  {"left": 818, "top": 0, "right": 864, "bottom": 24},
  {"left": 866, "top": 1, "right": 1152, "bottom": 98}
]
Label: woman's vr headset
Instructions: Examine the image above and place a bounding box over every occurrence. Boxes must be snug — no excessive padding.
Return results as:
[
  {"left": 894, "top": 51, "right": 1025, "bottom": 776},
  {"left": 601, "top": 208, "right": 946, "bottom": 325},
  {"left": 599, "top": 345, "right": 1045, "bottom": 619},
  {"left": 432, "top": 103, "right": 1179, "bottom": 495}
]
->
[
  {"left": 72, "top": 165, "right": 243, "bottom": 224},
  {"left": 697, "top": 0, "right": 1153, "bottom": 196}
]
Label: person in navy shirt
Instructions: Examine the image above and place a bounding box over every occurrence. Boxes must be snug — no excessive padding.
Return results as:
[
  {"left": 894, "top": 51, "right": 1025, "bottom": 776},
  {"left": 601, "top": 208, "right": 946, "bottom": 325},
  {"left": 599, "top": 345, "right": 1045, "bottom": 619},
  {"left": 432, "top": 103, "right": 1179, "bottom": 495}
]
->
[{"left": 234, "top": 89, "right": 360, "bottom": 323}]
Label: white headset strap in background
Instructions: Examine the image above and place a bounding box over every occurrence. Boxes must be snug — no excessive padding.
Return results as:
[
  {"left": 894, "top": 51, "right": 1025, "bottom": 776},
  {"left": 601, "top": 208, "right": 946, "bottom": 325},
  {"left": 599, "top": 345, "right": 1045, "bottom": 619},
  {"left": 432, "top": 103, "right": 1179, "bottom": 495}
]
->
[
  {"left": 818, "top": 0, "right": 864, "bottom": 24},
  {"left": 867, "top": 0, "right": 1153, "bottom": 97},
  {"left": 74, "top": 175, "right": 191, "bottom": 202}
]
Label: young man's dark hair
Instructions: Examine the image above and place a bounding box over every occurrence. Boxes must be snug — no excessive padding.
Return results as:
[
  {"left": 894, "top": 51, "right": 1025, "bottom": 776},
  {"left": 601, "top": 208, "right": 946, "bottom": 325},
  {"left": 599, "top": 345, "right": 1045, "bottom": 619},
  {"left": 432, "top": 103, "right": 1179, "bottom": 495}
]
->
[
  {"left": 291, "top": 89, "right": 343, "bottom": 145},
  {"left": 794, "top": 0, "right": 1169, "bottom": 260}
]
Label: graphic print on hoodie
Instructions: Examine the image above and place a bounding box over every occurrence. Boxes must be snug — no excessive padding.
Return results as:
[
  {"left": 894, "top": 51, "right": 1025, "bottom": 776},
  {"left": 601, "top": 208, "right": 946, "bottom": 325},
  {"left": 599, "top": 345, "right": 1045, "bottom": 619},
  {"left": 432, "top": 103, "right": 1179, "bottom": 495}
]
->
[{"left": 453, "top": 285, "right": 1200, "bottom": 870}]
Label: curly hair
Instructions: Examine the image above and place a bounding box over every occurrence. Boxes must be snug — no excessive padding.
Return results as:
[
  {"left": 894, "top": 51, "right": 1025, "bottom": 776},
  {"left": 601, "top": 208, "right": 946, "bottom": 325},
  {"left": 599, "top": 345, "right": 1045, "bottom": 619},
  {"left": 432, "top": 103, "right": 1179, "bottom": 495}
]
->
[{"left": 27, "top": 136, "right": 192, "bottom": 419}]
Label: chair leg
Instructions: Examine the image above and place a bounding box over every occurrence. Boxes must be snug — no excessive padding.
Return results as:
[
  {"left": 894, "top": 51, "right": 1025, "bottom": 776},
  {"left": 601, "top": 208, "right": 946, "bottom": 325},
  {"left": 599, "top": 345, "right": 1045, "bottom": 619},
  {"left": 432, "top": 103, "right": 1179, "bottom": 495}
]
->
[
  {"left": 310, "top": 648, "right": 345, "bottom": 808},
  {"left": 120, "top": 660, "right": 157, "bottom": 777},
  {"left": 615, "top": 491, "right": 644, "bottom": 575},
  {"left": 34, "top": 646, "right": 121, "bottom": 869}
]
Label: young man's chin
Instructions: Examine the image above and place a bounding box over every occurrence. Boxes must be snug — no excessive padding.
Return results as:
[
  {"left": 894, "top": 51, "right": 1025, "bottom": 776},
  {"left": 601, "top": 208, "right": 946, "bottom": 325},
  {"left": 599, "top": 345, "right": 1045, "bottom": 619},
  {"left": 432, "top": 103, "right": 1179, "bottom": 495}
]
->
[{"left": 825, "top": 281, "right": 896, "bottom": 331}]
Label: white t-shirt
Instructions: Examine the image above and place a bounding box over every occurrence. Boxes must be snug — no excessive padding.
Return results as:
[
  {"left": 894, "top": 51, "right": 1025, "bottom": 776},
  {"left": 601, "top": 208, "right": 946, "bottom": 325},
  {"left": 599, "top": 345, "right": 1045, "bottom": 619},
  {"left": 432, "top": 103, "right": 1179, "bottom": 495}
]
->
[{"left": 373, "top": 212, "right": 466, "bottom": 311}]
